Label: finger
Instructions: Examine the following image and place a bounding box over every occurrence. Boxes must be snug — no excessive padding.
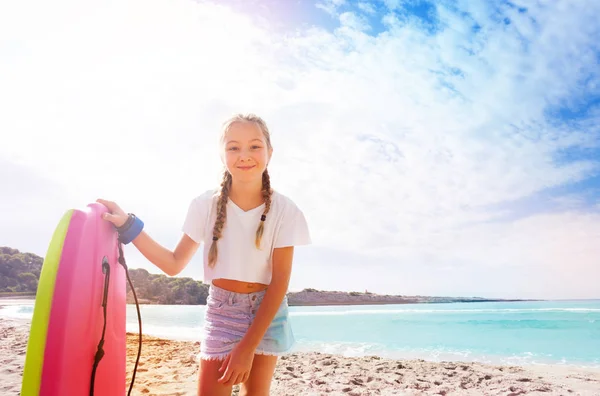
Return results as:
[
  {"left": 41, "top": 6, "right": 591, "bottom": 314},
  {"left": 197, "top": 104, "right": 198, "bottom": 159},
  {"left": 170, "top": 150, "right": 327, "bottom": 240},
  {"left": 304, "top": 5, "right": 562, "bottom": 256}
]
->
[
  {"left": 218, "top": 368, "right": 234, "bottom": 385},
  {"left": 217, "top": 358, "right": 232, "bottom": 384},
  {"left": 239, "top": 372, "right": 249, "bottom": 385},
  {"left": 232, "top": 372, "right": 245, "bottom": 386},
  {"left": 243, "top": 371, "right": 250, "bottom": 383},
  {"left": 218, "top": 356, "right": 227, "bottom": 372},
  {"left": 218, "top": 355, "right": 230, "bottom": 372},
  {"left": 96, "top": 199, "right": 113, "bottom": 209},
  {"left": 225, "top": 372, "right": 237, "bottom": 386},
  {"left": 97, "top": 199, "right": 125, "bottom": 216},
  {"left": 101, "top": 212, "right": 118, "bottom": 224},
  {"left": 232, "top": 372, "right": 244, "bottom": 385}
]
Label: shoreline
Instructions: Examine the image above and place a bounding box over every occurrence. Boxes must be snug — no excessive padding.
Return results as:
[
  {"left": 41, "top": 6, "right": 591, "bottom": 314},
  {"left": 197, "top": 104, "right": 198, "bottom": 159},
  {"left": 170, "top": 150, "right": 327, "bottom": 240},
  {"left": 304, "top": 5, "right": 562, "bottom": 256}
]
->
[
  {"left": 0, "top": 296, "right": 543, "bottom": 307},
  {"left": 2, "top": 317, "right": 600, "bottom": 395}
]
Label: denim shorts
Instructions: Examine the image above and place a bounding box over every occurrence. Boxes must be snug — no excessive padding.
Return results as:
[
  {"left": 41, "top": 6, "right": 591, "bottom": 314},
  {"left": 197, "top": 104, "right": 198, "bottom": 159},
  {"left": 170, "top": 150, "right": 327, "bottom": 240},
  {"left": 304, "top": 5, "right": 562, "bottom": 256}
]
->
[{"left": 198, "top": 284, "right": 295, "bottom": 360}]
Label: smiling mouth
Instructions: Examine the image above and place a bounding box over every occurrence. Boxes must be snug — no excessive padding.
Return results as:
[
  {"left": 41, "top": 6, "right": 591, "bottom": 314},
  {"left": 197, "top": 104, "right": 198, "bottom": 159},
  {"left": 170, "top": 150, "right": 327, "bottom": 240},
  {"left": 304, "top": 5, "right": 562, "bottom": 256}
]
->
[{"left": 237, "top": 166, "right": 255, "bottom": 170}]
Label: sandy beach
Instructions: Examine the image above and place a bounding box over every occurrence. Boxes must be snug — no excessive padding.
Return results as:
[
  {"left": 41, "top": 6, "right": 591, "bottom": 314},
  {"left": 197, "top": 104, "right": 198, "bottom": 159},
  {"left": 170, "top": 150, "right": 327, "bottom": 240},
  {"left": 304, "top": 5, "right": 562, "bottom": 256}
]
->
[{"left": 2, "top": 315, "right": 599, "bottom": 395}]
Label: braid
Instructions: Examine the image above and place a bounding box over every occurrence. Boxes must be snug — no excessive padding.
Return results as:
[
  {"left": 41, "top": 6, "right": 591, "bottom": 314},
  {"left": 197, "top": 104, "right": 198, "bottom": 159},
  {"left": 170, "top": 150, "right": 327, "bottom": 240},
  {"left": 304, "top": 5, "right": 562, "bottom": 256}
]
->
[
  {"left": 208, "top": 169, "right": 232, "bottom": 268},
  {"left": 219, "top": 113, "right": 274, "bottom": 251},
  {"left": 255, "top": 169, "right": 272, "bottom": 249}
]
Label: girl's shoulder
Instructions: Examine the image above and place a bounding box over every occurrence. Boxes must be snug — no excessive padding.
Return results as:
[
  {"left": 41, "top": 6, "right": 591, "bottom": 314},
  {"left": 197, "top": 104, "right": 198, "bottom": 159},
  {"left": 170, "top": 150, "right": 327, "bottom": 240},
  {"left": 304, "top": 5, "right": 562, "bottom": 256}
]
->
[
  {"left": 187, "top": 189, "right": 219, "bottom": 212},
  {"left": 270, "top": 189, "right": 305, "bottom": 215},
  {"left": 192, "top": 189, "right": 219, "bottom": 203},
  {"left": 270, "top": 190, "right": 312, "bottom": 247}
]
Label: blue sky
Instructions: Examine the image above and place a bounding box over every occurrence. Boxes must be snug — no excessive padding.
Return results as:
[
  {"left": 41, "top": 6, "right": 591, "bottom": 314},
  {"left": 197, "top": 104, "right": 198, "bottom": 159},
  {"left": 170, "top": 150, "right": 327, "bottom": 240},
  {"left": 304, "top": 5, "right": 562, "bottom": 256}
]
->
[{"left": 1, "top": 0, "right": 599, "bottom": 299}]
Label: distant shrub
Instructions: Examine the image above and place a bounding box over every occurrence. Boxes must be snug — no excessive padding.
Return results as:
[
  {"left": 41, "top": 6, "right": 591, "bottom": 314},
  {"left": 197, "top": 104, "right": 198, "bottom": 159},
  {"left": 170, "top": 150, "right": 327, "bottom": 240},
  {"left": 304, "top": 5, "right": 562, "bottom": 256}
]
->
[{"left": 0, "top": 246, "right": 209, "bottom": 305}]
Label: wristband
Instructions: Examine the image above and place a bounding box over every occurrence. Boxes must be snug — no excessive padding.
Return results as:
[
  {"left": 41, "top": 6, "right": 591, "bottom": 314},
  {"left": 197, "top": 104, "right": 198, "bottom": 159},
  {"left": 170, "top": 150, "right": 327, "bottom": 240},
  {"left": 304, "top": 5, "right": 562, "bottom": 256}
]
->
[
  {"left": 116, "top": 214, "right": 135, "bottom": 234},
  {"left": 118, "top": 214, "right": 144, "bottom": 244}
]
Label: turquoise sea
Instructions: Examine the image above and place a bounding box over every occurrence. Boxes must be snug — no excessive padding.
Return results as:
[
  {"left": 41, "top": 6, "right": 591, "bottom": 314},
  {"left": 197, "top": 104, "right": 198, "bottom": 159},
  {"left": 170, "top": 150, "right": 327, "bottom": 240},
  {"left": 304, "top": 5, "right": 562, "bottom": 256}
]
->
[{"left": 3, "top": 299, "right": 599, "bottom": 368}]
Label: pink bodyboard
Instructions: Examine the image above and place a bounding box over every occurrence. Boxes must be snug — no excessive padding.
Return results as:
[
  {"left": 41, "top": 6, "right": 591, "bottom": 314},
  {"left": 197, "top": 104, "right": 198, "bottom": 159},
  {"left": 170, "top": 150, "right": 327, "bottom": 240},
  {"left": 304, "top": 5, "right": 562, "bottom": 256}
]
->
[{"left": 40, "top": 203, "right": 126, "bottom": 395}]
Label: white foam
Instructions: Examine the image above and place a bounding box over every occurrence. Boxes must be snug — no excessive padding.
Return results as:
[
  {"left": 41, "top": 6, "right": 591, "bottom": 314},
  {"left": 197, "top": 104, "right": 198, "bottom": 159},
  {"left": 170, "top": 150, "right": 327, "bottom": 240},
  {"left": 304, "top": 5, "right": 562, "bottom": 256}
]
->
[
  {"left": 290, "top": 307, "right": 600, "bottom": 316},
  {"left": 291, "top": 341, "right": 600, "bottom": 369},
  {"left": 0, "top": 304, "right": 34, "bottom": 319}
]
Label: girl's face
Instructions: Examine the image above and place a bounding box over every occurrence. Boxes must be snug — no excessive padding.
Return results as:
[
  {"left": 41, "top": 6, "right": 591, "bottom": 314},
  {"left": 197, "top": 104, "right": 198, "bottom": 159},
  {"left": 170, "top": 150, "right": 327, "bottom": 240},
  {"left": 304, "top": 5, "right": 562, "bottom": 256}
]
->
[{"left": 222, "top": 121, "right": 272, "bottom": 183}]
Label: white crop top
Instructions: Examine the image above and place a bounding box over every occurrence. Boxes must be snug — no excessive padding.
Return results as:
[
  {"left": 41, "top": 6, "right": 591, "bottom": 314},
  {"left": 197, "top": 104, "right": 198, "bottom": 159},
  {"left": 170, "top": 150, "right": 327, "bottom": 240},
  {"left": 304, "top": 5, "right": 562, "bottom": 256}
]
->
[{"left": 181, "top": 189, "right": 311, "bottom": 285}]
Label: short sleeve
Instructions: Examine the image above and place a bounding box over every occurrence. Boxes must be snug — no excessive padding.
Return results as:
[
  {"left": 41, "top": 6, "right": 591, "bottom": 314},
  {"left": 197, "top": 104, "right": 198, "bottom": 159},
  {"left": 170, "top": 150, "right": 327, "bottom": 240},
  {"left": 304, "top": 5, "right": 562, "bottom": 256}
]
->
[
  {"left": 274, "top": 202, "right": 312, "bottom": 248},
  {"left": 181, "top": 191, "right": 212, "bottom": 243}
]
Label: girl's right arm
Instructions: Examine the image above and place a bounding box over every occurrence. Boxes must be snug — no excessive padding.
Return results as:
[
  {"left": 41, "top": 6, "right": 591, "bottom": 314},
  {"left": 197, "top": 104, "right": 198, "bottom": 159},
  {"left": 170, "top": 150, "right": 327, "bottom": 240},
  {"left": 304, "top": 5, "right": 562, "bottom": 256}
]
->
[
  {"left": 132, "top": 231, "right": 199, "bottom": 276},
  {"left": 96, "top": 199, "right": 199, "bottom": 276}
]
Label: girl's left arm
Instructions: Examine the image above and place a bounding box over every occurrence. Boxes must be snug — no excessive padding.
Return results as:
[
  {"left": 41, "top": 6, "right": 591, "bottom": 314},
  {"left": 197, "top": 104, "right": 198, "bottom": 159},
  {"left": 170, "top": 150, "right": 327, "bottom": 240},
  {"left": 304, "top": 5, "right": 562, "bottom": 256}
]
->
[
  {"left": 240, "top": 246, "right": 294, "bottom": 350},
  {"left": 217, "top": 246, "right": 294, "bottom": 385}
]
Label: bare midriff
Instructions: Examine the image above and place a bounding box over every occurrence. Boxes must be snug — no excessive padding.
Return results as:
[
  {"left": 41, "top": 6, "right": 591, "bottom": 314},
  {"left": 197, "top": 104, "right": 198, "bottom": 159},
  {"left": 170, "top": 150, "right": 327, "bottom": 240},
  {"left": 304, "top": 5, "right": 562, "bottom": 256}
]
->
[{"left": 212, "top": 278, "right": 269, "bottom": 294}]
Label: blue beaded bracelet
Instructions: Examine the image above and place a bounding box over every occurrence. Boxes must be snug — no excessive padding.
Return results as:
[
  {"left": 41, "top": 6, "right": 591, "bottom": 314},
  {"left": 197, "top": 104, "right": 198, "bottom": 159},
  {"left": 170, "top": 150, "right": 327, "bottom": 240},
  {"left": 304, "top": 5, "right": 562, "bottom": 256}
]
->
[{"left": 118, "top": 214, "right": 144, "bottom": 244}]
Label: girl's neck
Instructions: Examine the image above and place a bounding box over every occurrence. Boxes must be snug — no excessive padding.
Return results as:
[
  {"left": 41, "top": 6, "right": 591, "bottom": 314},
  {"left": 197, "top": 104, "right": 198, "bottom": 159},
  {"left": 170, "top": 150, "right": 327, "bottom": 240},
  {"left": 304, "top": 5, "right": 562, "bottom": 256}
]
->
[{"left": 228, "top": 178, "right": 264, "bottom": 210}]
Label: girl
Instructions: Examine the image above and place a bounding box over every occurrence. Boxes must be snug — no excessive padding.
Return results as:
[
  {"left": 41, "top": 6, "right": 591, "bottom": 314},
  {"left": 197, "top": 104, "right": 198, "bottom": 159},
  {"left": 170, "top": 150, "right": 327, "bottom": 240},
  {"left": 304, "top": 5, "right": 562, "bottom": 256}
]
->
[{"left": 97, "top": 113, "right": 311, "bottom": 396}]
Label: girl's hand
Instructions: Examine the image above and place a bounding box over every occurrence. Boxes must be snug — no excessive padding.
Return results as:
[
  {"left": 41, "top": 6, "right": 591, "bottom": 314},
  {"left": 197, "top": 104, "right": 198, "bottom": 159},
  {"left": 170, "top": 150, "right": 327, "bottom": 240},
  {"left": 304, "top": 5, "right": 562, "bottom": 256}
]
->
[
  {"left": 217, "top": 343, "right": 255, "bottom": 386},
  {"left": 96, "top": 199, "right": 128, "bottom": 228}
]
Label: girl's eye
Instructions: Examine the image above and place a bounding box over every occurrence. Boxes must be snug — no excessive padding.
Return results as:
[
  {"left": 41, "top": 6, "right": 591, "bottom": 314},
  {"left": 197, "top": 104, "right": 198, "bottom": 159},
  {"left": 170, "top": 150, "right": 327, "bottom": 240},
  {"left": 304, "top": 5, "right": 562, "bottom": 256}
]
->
[
  {"left": 251, "top": 145, "right": 262, "bottom": 150},
  {"left": 228, "top": 147, "right": 239, "bottom": 151}
]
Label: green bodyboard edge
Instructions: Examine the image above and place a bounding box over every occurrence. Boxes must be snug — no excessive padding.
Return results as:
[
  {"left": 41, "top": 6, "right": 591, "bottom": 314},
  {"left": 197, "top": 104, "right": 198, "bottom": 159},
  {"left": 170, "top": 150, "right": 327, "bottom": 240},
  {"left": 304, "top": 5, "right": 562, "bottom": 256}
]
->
[{"left": 21, "top": 209, "right": 74, "bottom": 396}]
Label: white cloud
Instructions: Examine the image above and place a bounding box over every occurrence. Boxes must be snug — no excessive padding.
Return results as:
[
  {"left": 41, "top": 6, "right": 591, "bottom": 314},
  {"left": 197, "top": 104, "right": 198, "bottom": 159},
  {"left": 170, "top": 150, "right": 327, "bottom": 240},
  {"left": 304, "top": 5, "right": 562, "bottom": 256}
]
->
[
  {"left": 316, "top": 0, "right": 346, "bottom": 16},
  {"left": 339, "top": 12, "right": 371, "bottom": 32},
  {"left": 1, "top": 0, "right": 599, "bottom": 299},
  {"left": 381, "top": 0, "right": 403, "bottom": 11},
  {"left": 357, "top": 2, "right": 376, "bottom": 15}
]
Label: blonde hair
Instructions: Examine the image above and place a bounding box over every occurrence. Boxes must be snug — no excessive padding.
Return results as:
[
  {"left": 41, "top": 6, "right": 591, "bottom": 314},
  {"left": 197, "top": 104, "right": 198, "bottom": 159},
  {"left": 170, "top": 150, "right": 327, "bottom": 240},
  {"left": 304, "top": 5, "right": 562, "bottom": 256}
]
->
[{"left": 207, "top": 114, "right": 273, "bottom": 268}]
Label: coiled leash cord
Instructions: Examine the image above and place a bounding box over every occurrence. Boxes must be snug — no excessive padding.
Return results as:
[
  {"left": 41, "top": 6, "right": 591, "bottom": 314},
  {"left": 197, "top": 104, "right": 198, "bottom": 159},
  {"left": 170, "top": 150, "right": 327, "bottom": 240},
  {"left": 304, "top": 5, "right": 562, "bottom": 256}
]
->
[{"left": 90, "top": 242, "right": 142, "bottom": 396}]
